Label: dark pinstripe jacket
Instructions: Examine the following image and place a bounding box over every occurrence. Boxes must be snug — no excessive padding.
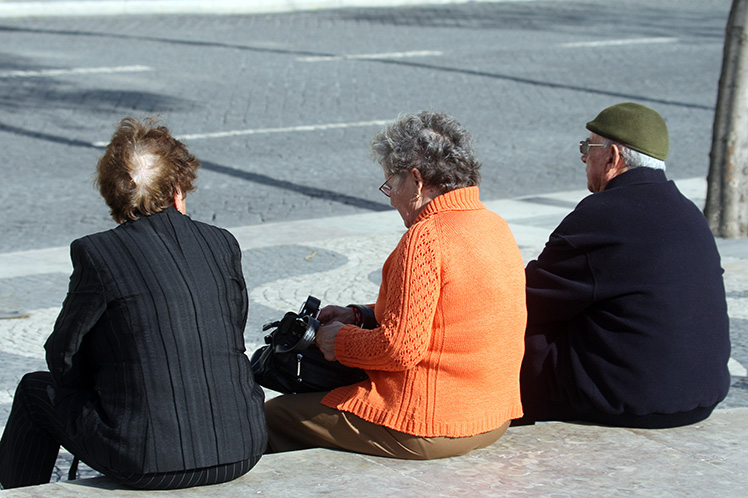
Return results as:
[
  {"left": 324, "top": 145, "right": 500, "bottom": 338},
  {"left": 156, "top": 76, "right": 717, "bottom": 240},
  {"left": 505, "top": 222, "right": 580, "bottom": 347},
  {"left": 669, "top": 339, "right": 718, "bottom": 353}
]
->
[{"left": 44, "top": 207, "right": 267, "bottom": 475}]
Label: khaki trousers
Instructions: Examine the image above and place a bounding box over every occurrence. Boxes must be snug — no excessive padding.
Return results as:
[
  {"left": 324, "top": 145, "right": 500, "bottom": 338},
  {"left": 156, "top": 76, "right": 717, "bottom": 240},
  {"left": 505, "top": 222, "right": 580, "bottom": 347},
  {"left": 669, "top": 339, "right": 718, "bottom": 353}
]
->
[{"left": 265, "top": 392, "right": 509, "bottom": 460}]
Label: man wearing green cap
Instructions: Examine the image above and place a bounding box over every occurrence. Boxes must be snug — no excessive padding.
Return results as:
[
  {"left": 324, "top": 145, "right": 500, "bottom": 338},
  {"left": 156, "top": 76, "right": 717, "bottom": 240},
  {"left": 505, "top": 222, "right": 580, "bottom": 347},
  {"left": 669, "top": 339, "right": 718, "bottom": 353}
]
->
[{"left": 518, "top": 102, "right": 731, "bottom": 428}]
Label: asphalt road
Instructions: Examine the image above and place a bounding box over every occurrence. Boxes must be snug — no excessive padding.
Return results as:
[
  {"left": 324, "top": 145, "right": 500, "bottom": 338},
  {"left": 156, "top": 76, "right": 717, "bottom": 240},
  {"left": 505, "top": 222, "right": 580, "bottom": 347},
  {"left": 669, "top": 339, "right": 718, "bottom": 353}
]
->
[{"left": 0, "top": 0, "right": 732, "bottom": 252}]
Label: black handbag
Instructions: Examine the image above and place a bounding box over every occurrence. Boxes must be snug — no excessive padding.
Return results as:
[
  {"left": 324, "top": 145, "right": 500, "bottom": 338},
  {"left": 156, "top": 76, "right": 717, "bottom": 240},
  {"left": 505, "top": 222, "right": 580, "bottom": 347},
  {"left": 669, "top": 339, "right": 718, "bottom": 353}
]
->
[{"left": 250, "top": 296, "right": 368, "bottom": 394}]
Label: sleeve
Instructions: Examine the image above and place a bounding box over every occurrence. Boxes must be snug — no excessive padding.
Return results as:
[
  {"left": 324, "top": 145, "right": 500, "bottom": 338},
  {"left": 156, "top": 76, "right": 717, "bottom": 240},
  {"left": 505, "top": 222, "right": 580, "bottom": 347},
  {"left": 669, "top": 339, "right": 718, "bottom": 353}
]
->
[
  {"left": 334, "top": 220, "right": 440, "bottom": 371},
  {"left": 227, "top": 231, "right": 249, "bottom": 335},
  {"left": 525, "top": 221, "right": 597, "bottom": 327},
  {"left": 44, "top": 238, "right": 107, "bottom": 388},
  {"left": 525, "top": 196, "right": 613, "bottom": 327}
]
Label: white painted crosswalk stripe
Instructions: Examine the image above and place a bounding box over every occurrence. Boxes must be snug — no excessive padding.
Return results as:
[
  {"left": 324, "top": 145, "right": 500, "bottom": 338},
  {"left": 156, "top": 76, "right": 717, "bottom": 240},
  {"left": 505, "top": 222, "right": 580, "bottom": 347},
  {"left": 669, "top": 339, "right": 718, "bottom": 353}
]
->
[
  {"left": 91, "top": 119, "right": 392, "bottom": 147},
  {"left": 0, "top": 65, "right": 152, "bottom": 78},
  {"left": 561, "top": 37, "right": 678, "bottom": 48},
  {"left": 297, "top": 50, "right": 443, "bottom": 62}
]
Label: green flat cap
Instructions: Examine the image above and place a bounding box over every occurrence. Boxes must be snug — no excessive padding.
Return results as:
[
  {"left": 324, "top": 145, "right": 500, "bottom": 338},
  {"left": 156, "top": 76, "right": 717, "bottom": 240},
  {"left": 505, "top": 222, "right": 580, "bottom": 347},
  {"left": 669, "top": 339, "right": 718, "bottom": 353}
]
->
[{"left": 586, "top": 102, "right": 669, "bottom": 160}]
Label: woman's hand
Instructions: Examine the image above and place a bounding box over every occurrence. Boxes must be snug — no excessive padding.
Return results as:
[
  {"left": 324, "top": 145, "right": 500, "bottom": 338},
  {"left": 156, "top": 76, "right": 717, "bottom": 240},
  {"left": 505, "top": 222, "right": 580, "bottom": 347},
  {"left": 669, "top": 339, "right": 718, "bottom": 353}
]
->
[
  {"left": 318, "top": 305, "right": 355, "bottom": 325},
  {"left": 315, "top": 322, "right": 344, "bottom": 362}
]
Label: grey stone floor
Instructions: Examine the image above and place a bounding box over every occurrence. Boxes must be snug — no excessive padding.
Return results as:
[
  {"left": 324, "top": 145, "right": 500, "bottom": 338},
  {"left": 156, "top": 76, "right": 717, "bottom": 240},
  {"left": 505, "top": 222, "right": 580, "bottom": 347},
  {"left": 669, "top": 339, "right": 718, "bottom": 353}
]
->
[
  {"left": 1, "top": 408, "right": 746, "bottom": 496},
  {"left": 1, "top": 177, "right": 747, "bottom": 489}
]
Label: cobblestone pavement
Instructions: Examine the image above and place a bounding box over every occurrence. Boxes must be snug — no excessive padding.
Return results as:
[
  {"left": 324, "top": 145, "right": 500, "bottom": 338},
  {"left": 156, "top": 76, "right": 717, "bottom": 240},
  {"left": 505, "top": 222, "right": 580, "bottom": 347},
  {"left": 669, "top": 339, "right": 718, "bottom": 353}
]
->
[
  {"left": 1, "top": 177, "right": 746, "bottom": 481},
  {"left": 0, "top": 0, "right": 742, "bottom": 485}
]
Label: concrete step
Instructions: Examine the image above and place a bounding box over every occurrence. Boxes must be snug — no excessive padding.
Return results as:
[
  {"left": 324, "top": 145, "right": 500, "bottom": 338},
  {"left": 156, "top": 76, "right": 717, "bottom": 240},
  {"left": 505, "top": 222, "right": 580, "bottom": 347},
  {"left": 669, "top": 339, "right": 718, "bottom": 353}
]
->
[{"left": 2, "top": 407, "right": 746, "bottom": 497}]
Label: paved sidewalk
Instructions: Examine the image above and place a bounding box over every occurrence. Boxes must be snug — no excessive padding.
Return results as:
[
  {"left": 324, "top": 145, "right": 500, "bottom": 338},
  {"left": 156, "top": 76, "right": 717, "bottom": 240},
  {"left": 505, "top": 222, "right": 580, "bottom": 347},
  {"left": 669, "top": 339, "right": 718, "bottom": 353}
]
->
[
  {"left": 2, "top": 407, "right": 747, "bottom": 497},
  {"left": 0, "top": 0, "right": 742, "bottom": 494},
  {"left": 1, "top": 176, "right": 747, "bottom": 490}
]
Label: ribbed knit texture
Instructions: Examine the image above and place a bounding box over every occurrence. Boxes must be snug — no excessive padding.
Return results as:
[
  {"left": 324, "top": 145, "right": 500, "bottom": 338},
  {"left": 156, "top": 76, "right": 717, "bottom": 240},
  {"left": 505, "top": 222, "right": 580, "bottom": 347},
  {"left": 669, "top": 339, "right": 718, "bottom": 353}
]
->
[{"left": 323, "top": 187, "right": 526, "bottom": 437}]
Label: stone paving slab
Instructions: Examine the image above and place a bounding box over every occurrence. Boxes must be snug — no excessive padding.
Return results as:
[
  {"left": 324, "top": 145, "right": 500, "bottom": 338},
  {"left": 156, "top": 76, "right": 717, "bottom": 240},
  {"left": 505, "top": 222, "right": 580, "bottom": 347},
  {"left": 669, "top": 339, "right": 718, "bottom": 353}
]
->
[
  {"left": 1, "top": 177, "right": 746, "bottom": 491},
  {"left": 2, "top": 408, "right": 746, "bottom": 497}
]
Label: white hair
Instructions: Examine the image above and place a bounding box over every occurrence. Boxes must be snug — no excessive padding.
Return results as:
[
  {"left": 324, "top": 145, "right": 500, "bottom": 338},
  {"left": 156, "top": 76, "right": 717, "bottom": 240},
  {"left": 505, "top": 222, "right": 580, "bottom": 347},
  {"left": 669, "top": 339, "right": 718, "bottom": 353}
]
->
[{"left": 602, "top": 139, "right": 666, "bottom": 171}]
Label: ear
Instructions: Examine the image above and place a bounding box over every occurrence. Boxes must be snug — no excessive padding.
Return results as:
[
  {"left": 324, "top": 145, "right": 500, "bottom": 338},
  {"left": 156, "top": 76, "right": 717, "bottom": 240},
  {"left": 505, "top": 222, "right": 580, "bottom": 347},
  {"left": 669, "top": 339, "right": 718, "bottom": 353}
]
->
[
  {"left": 172, "top": 187, "right": 186, "bottom": 214},
  {"left": 410, "top": 167, "right": 424, "bottom": 196},
  {"left": 605, "top": 144, "right": 628, "bottom": 178}
]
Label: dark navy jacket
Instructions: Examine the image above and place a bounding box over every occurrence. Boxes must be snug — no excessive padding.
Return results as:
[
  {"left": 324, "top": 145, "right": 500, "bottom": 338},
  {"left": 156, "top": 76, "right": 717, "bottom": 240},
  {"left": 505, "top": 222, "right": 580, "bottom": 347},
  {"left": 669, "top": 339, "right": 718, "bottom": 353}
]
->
[{"left": 524, "top": 168, "right": 731, "bottom": 417}]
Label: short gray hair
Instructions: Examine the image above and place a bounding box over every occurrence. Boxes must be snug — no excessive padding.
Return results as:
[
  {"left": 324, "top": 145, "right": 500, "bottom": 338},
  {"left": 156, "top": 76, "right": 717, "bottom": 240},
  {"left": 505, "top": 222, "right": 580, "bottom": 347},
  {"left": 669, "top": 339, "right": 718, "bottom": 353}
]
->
[
  {"left": 370, "top": 111, "right": 481, "bottom": 194},
  {"left": 603, "top": 138, "right": 666, "bottom": 171}
]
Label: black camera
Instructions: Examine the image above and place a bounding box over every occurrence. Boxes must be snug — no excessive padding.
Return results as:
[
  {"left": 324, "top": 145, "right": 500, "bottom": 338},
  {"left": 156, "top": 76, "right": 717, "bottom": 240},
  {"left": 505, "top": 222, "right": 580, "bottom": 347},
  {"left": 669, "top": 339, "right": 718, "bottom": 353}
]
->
[
  {"left": 251, "top": 295, "right": 368, "bottom": 393},
  {"left": 261, "top": 295, "right": 321, "bottom": 354}
]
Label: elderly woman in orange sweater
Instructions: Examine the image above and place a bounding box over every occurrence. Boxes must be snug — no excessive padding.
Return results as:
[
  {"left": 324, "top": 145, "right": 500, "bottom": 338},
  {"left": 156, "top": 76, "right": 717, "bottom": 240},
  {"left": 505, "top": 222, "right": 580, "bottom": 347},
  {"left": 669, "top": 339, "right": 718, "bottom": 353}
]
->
[{"left": 264, "top": 111, "right": 527, "bottom": 459}]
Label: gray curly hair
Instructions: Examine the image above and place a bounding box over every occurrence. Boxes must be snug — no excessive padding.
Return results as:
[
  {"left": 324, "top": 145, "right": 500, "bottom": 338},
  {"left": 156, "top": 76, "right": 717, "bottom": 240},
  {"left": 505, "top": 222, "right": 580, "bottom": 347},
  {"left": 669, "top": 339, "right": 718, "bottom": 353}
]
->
[{"left": 370, "top": 111, "right": 481, "bottom": 193}]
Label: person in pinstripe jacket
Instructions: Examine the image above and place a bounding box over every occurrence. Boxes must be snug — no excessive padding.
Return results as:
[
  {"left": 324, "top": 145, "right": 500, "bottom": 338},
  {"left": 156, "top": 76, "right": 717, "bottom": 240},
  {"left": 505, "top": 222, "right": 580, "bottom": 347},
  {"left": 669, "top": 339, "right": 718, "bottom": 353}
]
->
[{"left": 0, "top": 117, "right": 267, "bottom": 489}]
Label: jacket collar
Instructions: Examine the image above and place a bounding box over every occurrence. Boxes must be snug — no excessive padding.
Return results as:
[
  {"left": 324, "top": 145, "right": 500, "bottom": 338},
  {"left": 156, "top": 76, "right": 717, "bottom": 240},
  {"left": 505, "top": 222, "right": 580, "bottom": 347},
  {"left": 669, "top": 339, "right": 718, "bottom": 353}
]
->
[{"left": 604, "top": 167, "right": 668, "bottom": 191}]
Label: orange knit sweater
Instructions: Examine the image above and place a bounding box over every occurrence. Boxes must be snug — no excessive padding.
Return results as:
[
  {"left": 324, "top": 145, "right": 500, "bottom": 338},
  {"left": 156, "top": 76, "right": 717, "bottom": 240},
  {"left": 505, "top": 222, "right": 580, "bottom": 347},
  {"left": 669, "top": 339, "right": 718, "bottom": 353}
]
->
[{"left": 322, "top": 186, "right": 526, "bottom": 437}]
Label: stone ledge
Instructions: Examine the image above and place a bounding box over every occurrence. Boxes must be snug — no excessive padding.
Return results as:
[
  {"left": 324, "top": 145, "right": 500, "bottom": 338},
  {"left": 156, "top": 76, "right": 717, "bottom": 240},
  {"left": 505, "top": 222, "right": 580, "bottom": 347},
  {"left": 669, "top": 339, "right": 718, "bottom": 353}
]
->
[{"left": 2, "top": 407, "right": 746, "bottom": 497}]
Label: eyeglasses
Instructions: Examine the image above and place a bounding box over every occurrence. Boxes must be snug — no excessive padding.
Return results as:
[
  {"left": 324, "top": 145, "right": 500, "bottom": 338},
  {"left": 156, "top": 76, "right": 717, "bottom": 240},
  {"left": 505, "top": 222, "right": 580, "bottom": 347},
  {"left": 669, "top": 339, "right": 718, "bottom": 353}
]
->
[
  {"left": 379, "top": 176, "right": 395, "bottom": 197},
  {"left": 579, "top": 139, "right": 606, "bottom": 154}
]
